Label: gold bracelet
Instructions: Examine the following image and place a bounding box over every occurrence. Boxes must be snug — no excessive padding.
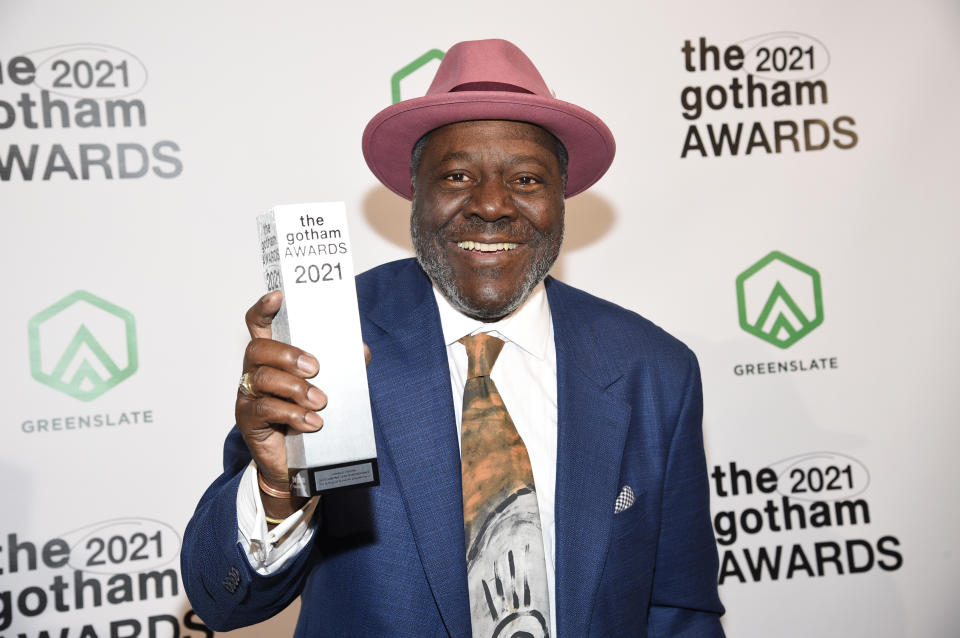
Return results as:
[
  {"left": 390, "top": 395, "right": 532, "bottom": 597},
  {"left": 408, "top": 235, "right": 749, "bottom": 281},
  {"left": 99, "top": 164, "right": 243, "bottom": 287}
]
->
[{"left": 257, "top": 470, "right": 292, "bottom": 499}]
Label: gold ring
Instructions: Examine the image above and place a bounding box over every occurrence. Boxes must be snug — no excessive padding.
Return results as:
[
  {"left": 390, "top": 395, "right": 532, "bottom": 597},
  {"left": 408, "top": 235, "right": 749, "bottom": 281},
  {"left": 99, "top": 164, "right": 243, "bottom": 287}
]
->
[{"left": 238, "top": 371, "right": 258, "bottom": 398}]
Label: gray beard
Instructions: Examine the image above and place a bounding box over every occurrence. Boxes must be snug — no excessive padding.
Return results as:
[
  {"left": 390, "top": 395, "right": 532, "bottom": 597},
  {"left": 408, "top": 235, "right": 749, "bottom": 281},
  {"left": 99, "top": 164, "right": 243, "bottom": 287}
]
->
[{"left": 410, "top": 211, "right": 563, "bottom": 321}]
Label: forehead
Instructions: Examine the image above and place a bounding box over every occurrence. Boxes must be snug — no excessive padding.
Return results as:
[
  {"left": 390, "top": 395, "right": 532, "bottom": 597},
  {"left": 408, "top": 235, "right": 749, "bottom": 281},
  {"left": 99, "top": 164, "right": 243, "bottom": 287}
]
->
[{"left": 421, "top": 120, "right": 560, "bottom": 160}]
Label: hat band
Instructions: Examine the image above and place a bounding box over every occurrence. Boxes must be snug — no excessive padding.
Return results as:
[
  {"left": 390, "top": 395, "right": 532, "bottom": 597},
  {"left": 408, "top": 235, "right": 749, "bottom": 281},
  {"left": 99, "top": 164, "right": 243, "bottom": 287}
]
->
[{"left": 450, "top": 82, "right": 535, "bottom": 94}]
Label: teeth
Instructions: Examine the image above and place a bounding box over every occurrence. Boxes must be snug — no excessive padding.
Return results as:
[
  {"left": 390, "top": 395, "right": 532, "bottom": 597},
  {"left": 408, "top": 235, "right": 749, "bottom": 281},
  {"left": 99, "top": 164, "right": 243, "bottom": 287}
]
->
[{"left": 457, "top": 241, "right": 519, "bottom": 252}]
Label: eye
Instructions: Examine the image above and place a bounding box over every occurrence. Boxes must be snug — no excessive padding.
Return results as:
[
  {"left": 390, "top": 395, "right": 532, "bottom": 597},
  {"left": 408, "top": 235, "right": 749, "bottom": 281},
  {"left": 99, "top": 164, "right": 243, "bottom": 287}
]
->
[
  {"left": 513, "top": 175, "right": 543, "bottom": 189},
  {"left": 445, "top": 172, "right": 469, "bottom": 183}
]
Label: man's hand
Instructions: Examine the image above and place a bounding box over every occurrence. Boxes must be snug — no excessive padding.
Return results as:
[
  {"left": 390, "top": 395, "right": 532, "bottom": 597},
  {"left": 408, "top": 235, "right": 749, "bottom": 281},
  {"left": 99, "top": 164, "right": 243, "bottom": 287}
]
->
[{"left": 234, "top": 291, "right": 371, "bottom": 520}]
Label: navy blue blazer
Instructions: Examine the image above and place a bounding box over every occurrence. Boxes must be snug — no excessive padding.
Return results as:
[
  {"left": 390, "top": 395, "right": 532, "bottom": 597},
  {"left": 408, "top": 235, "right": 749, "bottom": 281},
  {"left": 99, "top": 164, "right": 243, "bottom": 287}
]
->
[{"left": 182, "top": 258, "right": 725, "bottom": 637}]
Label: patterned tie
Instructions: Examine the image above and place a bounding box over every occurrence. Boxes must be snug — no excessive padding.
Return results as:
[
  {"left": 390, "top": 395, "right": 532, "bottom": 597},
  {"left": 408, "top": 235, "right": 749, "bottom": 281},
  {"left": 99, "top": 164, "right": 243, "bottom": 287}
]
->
[{"left": 459, "top": 333, "right": 551, "bottom": 638}]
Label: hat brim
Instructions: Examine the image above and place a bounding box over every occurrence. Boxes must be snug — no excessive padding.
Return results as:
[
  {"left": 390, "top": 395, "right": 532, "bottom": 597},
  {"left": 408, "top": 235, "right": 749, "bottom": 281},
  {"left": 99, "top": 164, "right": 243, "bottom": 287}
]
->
[{"left": 362, "top": 91, "right": 616, "bottom": 200}]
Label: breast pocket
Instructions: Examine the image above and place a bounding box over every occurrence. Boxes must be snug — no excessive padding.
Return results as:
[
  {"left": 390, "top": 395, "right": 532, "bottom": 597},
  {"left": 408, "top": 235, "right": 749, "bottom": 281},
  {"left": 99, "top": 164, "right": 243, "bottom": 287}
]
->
[
  {"left": 608, "top": 488, "right": 656, "bottom": 579},
  {"left": 591, "top": 488, "right": 657, "bottom": 634}
]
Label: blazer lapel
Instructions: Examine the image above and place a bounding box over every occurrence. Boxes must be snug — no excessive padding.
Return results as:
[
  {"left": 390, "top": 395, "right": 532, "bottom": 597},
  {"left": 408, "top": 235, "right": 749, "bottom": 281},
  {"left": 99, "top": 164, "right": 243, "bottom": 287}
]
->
[
  {"left": 547, "top": 279, "right": 633, "bottom": 638},
  {"left": 363, "top": 265, "right": 471, "bottom": 638}
]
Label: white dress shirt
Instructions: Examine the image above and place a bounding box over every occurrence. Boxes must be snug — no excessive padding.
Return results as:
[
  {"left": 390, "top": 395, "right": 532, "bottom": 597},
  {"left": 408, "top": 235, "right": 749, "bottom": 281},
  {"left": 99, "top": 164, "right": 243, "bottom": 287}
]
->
[{"left": 236, "top": 281, "right": 559, "bottom": 632}]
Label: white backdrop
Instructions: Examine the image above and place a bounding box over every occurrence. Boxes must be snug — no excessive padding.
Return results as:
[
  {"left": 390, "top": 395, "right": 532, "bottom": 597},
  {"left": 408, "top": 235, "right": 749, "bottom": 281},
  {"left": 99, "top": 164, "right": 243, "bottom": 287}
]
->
[{"left": 2, "top": 1, "right": 958, "bottom": 636}]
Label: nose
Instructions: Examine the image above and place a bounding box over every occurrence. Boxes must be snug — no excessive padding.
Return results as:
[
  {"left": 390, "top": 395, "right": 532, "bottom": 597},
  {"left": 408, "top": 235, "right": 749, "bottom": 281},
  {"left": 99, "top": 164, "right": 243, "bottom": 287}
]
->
[{"left": 464, "top": 177, "right": 517, "bottom": 221}]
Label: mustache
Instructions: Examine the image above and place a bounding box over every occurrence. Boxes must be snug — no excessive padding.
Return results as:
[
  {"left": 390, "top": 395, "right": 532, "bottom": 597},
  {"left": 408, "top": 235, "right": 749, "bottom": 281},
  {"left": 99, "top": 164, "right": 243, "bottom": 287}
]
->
[{"left": 438, "top": 217, "right": 541, "bottom": 242}]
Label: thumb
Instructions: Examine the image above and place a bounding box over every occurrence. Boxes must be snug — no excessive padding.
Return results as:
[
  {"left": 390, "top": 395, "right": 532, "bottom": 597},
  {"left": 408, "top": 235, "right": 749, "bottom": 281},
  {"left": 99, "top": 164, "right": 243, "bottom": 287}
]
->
[{"left": 246, "top": 290, "right": 282, "bottom": 340}]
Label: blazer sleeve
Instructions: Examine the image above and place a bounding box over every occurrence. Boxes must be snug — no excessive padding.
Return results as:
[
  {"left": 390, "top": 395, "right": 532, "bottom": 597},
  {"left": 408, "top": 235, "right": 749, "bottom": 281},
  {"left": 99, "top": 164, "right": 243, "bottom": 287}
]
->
[
  {"left": 647, "top": 350, "right": 726, "bottom": 638},
  {"left": 181, "top": 426, "right": 315, "bottom": 631}
]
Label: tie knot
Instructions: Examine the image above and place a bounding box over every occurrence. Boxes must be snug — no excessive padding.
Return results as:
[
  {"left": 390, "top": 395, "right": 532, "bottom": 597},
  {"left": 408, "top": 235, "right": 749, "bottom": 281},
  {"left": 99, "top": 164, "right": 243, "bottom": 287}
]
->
[{"left": 459, "top": 333, "right": 505, "bottom": 379}]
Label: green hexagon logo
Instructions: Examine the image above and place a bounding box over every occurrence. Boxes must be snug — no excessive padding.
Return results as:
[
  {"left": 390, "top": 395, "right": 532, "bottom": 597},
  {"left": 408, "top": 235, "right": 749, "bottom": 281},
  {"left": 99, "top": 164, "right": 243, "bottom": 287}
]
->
[
  {"left": 736, "top": 251, "right": 824, "bottom": 349},
  {"left": 391, "top": 48, "right": 444, "bottom": 104},
  {"left": 27, "top": 291, "right": 138, "bottom": 401}
]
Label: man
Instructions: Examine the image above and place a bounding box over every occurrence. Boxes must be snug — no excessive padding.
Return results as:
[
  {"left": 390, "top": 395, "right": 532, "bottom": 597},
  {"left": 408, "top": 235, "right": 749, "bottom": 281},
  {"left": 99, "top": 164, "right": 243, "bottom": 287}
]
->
[{"left": 182, "top": 39, "right": 724, "bottom": 637}]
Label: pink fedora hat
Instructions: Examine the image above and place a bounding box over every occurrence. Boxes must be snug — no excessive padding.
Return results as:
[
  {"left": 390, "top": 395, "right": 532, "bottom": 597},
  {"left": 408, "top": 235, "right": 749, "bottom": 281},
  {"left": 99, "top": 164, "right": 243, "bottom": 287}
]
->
[{"left": 362, "top": 39, "right": 616, "bottom": 200}]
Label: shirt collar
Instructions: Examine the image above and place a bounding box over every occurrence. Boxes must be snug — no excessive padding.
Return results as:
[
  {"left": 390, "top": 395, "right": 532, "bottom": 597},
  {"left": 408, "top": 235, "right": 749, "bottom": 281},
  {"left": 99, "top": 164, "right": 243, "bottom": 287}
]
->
[{"left": 433, "top": 282, "right": 552, "bottom": 361}]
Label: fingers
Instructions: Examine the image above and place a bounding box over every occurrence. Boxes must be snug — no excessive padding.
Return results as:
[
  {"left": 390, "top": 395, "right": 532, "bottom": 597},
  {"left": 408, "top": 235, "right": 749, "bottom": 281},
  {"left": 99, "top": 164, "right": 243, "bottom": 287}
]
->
[
  {"left": 235, "top": 365, "right": 326, "bottom": 478},
  {"left": 245, "top": 291, "right": 283, "bottom": 340},
  {"left": 242, "top": 366, "right": 327, "bottom": 411},
  {"left": 244, "top": 338, "right": 319, "bottom": 378},
  {"left": 237, "top": 394, "right": 324, "bottom": 435},
  {"left": 363, "top": 342, "right": 371, "bottom": 367}
]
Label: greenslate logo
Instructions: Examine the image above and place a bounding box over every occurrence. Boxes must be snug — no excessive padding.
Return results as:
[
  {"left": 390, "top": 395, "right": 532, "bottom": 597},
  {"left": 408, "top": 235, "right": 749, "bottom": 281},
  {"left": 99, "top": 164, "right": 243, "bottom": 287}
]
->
[
  {"left": 736, "top": 251, "right": 823, "bottom": 349},
  {"left": 28, "top": 291, "right": 138, "bottom": 401},
  {"left": 391, "top": 48, "right": 444, "bottom": 104}
]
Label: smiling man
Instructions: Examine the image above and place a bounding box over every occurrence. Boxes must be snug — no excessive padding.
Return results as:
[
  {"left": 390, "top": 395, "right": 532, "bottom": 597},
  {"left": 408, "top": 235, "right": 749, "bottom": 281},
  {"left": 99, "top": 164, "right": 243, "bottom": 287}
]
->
[
  {"left": 411, "top": 120, "right": 566, "bottom": 320},
  {"left": 183, "top": 39, "right": 725, "bottom": 637}
]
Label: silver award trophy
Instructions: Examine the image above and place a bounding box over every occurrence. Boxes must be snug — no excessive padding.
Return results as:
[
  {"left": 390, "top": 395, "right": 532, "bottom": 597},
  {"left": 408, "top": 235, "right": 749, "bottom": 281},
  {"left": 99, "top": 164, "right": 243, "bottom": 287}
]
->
[{"left": 257, "top": 202, "right": 378, "bottom": 496}]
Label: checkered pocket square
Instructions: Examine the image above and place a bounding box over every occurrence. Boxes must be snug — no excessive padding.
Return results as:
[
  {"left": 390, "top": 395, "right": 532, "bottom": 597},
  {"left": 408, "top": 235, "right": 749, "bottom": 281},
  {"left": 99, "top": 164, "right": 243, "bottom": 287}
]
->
[{"left": 614, "top": 485, "right": 635, "bottom": 514}]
